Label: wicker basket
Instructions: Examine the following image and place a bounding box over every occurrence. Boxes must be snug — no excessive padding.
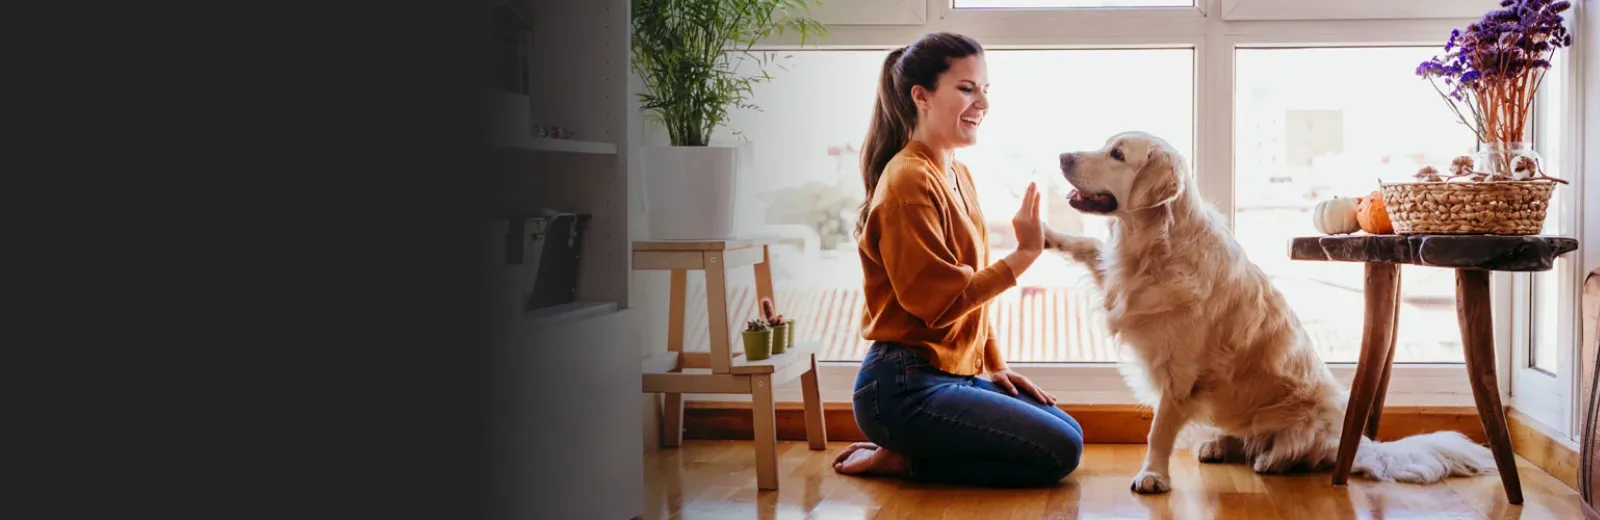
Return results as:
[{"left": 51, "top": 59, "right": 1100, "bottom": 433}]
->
[{"left": 1379, "top": 180, "right": 1556, "bottom": 235}]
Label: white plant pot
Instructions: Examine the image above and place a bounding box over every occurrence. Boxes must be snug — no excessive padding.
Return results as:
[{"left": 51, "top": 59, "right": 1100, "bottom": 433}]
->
[{"left": 641, "top": 145, "right": 740, "bottom": 240}]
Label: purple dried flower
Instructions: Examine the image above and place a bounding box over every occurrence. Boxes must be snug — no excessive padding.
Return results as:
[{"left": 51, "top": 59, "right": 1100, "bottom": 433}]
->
[{"left": 1416, "top": 0, "right": 1572, "bottom": 146}]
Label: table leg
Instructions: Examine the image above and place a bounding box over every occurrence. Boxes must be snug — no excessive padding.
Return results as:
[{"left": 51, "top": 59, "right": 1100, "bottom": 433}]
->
[
  {"left": 1333, "top": 262, "right": 1401, "bottom": 485},
  {"left": 1366, "top": 268, "right": 1402, "bottom": 439},
  {"left": 1456, "top": 269, "right": 1523, "bottom": 504}
]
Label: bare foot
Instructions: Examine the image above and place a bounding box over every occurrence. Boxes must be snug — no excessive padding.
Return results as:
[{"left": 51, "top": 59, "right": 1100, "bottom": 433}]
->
[{"left": 832, "top": 442, "right": 909, "bottom": 477}]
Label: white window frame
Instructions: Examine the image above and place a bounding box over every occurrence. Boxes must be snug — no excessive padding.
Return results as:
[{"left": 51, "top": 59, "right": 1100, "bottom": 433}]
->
[
  {"left": 1510, "top": 5, "right": 1587, "bottom": 442},
  {"left": 701, "top": 0, "right": 1587, "bottom": 418}
]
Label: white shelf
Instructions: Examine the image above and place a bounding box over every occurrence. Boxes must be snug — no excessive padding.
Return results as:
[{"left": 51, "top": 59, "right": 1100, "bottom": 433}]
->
[
  {"left": 524, "top": 300, "right": 620, "bottom": 328},
  {"left": 496, "top": 135, "right": 617, "bottom": 155}
]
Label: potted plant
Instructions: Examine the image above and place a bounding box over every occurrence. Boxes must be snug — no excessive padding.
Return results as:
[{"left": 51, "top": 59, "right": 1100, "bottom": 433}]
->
[
  {"left": 630, "top": 0, "right": 827, "bottom": 240},
  {"left": 1401, "top": 0, "right": 1572, "bottom": 235},
  {"left": 759, "top": 297, "right": 790, "bottom": 355},
  {"left": 742, "top": 318, "right": 774, "bottom": 361}
]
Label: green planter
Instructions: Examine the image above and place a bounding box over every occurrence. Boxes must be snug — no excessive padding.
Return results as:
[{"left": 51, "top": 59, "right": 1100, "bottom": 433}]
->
[
  {"left": 770, "top": 323, "right": 790, "bottom": 355},
  {"left": 742, "top": 329, "right": 773, "bottom": 361}
]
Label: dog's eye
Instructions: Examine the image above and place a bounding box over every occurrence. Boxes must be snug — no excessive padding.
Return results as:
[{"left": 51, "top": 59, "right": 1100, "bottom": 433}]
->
[{"left": 1110, "top": 148, "right": 1124, "bottom": 161}]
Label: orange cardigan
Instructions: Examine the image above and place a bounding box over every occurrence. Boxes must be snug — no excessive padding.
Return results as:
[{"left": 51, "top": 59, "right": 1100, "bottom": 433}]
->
[{"left": 856, "top": 139, "right": 1014, "bottom": 376}]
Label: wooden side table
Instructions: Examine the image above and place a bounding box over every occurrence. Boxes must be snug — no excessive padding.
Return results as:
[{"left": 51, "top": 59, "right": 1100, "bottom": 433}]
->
[
  {"left": 1289, "top": 234, "right": 1577, "bottom": 504},
  {"left": 633, "top": 239, "right": 827, "bottom": 491}
]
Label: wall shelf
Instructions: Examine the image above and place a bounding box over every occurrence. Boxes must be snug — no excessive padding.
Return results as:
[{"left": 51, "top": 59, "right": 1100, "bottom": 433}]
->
[
  {"left": 494, "top": 136, "right": 617, "bottom": 155},
  {"left": 488, "top": 1, "right": 639, "bottom": 519}
]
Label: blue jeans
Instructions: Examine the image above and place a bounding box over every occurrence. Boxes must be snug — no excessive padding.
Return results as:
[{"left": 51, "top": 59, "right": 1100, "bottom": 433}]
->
[{"left": 851, "top": 342, "right": 1085, "bottom": 487}]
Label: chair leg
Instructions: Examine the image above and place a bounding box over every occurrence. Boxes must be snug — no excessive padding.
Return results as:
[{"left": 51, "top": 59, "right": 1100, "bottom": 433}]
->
[
  {"left": 662, "top": 269, "right": 687, "bottom": 448},
  {"left": 1333, "top": 262, "right": 1401, "bottom": 485},
  {"left": 1456, "top": 269, "right": 1523, "bottom": 504},
  {"left": 662, "top": 393, "right": 684, "bottom": 448},
  {"left": 703, "top": 251, "right": 732, "bottom": 374},
  {"left": 752, "top": 374, "right": 779, "bottom": 490},
  {"left": 801, "top": 356, "right": 827, "bottom": 450}
]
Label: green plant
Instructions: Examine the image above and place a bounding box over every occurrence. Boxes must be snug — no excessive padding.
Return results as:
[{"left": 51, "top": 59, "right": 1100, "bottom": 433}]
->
[
  {"left": 631, "top": 0, "right": 828, "bottom": 147},
  {"left": 744, "top": 317, "right": 771, "bottom": 332}
]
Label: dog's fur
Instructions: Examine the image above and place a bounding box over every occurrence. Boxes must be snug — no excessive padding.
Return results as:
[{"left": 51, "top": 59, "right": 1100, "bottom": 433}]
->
[{"left": 1045, "top": 131, "right": 1496, "bottom": 494}]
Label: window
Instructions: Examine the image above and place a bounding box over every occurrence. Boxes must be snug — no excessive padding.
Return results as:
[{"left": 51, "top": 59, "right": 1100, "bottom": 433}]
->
[
  {"left": 1233, "top": 46, "right": 1473, "bottom": 363},
  {"left": 708, "top": 48, "right": 1193, "bottom": 363},
  {"left": 954, "top": 0, "right": 1195, "bottom": 8},
  {"left": 654, "top": 0, "right": 1586, "bottom": 417}
]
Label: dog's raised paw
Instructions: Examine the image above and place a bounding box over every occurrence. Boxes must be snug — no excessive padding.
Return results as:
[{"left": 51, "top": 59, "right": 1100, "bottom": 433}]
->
[{"left": 1129, "top": 471, "right": 1171, "bottom": 494}]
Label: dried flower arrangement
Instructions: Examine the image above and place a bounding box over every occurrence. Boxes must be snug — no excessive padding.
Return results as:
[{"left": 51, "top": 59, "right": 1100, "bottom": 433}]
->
[
  {"left": 1414, "top": 0, "right": 1572, "bottom": 183},
  {"left": 1380, "top": 0, "right": 1572, "bottom": 235}
]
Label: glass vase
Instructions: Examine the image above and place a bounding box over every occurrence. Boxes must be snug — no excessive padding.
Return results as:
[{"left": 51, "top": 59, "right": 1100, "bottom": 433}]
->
[{"left": 1470, "top": 141, "right": 1544, "bottom": 181}]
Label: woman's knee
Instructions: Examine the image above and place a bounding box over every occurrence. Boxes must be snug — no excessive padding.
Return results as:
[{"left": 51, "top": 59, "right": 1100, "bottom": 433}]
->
[{"left": 1039, "top": 423, "right": 1084, "bottom": 479}]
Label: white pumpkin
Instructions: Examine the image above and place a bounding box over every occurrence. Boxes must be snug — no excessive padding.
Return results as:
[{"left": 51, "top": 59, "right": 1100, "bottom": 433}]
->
[{"left": 1312, "top": 197, "right": 1361, "bottom": 235}]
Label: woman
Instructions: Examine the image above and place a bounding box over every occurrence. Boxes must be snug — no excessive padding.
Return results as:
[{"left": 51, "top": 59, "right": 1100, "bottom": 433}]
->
[{"left": 833, "top": 32, "right": 1085, "bottom": 487}]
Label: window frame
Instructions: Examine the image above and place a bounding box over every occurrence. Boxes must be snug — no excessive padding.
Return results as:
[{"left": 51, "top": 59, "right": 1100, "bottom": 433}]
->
[
  {"left": 1511, "top": 11, "right": 1586, "bottom": 441},
  {"left": 695, "top": 0, "right": 1586, "bottom": 418},
  {"left": 1218, "top": 0, "right": 1505, "bottom": 22}
]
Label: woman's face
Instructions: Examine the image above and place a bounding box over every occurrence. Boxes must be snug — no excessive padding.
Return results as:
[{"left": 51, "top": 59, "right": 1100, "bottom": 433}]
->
[{"left": 912, "top": 55, "right": 989, "bottom": 150}]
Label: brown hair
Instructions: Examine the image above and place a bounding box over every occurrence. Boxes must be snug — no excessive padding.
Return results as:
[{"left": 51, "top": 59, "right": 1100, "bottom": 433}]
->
[{"left": 855, "top": 32, "right": 984, "bottom": 236}]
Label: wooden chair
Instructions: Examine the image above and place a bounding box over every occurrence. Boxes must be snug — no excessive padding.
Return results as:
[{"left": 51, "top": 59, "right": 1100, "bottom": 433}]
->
[
  {"left": 635, "top": 239, "right": 827, "bottom": 491},
  {"left": 1579, "top": 267, "right": 1600, "bottom": 519}
]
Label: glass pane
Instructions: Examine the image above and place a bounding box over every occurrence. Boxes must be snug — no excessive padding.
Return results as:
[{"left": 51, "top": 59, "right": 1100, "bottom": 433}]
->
[
  {"left": 1235, "top": 47, "right": 1473, "bottom": 364},
  {"left": 1532, "top": 53, "right": 1567, "bottom": 373},
  {"left": 1533, "top": 262, "right": 1562, "bottom": 372},
  {"left": 955, "top": 0, "right": 1195, "bottom": 7},
  {"left": 693, "top": 48, "right": 1194, "bottom": 363}
]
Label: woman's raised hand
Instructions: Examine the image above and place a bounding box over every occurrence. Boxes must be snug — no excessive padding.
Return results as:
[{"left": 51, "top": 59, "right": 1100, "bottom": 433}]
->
[{"left": 1012, "top": 182, "right": 1043, "bottom": 253}]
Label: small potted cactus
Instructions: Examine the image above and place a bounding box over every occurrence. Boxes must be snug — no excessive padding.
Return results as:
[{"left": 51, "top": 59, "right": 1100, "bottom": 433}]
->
[
  {"left": 742, "top": 318, "right": 773, "bottom": 361},
  {"left": 759, "top": 298, "right": 791, "bottom": 355}
]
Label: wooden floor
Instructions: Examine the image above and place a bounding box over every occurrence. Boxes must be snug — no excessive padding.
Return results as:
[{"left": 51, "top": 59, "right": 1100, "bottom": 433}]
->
[{"left": 644, "top": 441, "right": 1583, "bottom": 519}]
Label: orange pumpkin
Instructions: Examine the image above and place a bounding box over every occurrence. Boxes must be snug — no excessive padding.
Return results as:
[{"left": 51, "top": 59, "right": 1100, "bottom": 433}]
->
[{"left": 1356, "top": 190, "right": 1394, "bottom": 234}]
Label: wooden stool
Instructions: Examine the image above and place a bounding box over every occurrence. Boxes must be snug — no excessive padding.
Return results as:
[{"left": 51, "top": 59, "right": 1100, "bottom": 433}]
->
[
  {"left": 634, "top": 239, "right": 827, "bottom": 491},
  {"left": 1291, "top": 234, "right": 1578, "bottom": 504}
]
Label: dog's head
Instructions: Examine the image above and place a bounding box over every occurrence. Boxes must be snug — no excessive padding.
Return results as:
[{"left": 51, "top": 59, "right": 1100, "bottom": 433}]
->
[{"left": 1058, "top": 131, "right": 1187, "bottom": 216}]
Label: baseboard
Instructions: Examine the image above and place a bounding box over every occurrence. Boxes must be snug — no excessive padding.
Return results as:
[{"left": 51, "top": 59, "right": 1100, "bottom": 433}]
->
[
  {"left": 1507, "top": 408, "right": 1580, "bottom": 491},
  {"left": 678, "top": 401, "right": 1487, "bottom": 445}
]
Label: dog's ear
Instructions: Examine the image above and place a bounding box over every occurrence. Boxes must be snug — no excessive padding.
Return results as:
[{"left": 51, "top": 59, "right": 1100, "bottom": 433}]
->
[{"left": 1129, "top": 145, "right": 1183, "bottom": 210}]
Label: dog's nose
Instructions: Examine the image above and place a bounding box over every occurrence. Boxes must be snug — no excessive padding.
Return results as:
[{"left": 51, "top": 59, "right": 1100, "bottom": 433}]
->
[{"left": 1059, "top": 153, "right": 1076, "bottom": 172}]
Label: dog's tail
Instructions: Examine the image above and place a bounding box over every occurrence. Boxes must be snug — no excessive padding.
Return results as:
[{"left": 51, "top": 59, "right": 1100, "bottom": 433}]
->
[{"left": 1349, "top": 431, "right": 1497, "bottom": 483}]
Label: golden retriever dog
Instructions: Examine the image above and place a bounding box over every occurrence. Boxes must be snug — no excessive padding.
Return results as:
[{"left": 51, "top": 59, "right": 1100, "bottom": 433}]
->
[{"left": 1044, "top": 131, "right": 1495, "bottom": 494}]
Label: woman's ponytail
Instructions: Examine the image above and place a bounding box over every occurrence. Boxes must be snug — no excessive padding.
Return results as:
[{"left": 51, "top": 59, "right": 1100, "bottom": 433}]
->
[{"left": 855, "top": 46, "right": 913, "bottom": 237}]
